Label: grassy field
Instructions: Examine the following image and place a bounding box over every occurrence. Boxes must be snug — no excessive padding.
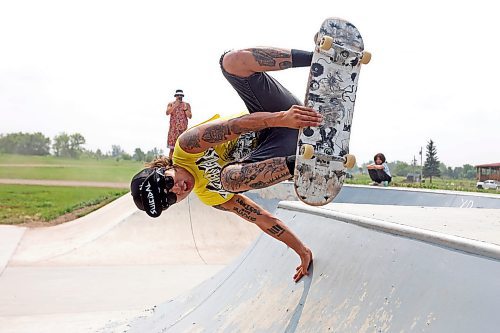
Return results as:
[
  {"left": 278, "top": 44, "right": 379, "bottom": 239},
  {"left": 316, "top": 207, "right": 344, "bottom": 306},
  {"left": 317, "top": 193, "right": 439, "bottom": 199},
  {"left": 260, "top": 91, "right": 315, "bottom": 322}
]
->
[
  {"left": 0, "top": 154, "right": 144, "bottom": 182},
  {"left": 0, "top": 184, "right": 127, "bottom": 225},
  {"left": 0, "top": 154, "right": 142, "bottom": 225}
]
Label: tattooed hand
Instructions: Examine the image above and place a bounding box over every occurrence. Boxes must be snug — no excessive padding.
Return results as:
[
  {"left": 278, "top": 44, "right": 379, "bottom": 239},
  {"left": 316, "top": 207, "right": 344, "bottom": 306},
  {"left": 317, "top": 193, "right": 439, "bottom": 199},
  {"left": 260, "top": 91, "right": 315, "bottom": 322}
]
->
[{"left": 280, "top": 105, "right": 322, "bottom": 129}]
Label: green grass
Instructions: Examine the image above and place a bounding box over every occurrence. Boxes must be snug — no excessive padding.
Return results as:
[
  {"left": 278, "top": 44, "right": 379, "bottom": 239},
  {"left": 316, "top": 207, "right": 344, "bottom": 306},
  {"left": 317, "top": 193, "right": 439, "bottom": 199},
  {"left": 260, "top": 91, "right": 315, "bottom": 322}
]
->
[
  {"left": 0, "top": 184, "right": 128, "bottom": 225},
  {"left": 0, "top": 154, "right": 144, "bottom": 182}
]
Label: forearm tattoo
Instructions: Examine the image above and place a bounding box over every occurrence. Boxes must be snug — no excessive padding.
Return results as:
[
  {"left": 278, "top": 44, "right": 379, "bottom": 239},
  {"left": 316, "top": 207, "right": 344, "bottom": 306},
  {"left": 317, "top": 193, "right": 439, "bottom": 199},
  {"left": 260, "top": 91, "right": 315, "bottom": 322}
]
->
[
  {"left": 202, "top": 124, "right": 231, "bottom": 143},
  {"left": 228, "top": 117, "right": 268, "bottom": 135},
  {"left": 222, "top": 158, "right": 291, "bottom": 192},
  {"left": 267, "top": 224, "right": 285, "bottom": 237},
  {"left": 213, "top": 204, "right": 229, "bottom": 212},
  {"left": 232, "top": 197, "right": 262, "bottom": 222},
  {"left": 250, "top": 48, "right": 292, "bottom": 69}
]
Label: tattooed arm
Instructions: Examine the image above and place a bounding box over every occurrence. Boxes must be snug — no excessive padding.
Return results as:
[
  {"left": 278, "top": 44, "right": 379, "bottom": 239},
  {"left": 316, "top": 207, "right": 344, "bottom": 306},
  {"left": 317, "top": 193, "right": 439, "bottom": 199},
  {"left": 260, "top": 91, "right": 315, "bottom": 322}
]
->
[
  {"left": 214, "top": 194, "right": 313, "bottom": 282},
  {"left": 178, "top": 105, "right": 322, "bottom": 153}
]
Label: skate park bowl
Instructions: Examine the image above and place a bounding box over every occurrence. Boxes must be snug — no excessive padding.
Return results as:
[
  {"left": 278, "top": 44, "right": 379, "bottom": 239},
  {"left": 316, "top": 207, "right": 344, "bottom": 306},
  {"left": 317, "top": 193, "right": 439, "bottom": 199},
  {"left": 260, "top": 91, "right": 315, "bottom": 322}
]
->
[
  {"left": 124, "top": 184, "right": 500, "bottom": 333},
  {"left": 1, "top": 183, "right": 499, "bottom": 332},
  {"left": 126, "top": 200, "right": 500, "bottom": 333}
]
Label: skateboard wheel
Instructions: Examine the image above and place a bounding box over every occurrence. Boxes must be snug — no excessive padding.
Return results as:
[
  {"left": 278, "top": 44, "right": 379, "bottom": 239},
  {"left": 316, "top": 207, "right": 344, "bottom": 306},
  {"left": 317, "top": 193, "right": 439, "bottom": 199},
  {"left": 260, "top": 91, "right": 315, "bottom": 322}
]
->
[
  {"left": 300, "top": 144, "right": 314, "bottom": 160},
  {"left": 344, "top": 154, "right": 356, "bottom": 169},
  {"left": 319, "top": 36, "right": 333, "bottom": 51},
  {"left": 361, "top": 51, "right": 371, "bottom": 64}
]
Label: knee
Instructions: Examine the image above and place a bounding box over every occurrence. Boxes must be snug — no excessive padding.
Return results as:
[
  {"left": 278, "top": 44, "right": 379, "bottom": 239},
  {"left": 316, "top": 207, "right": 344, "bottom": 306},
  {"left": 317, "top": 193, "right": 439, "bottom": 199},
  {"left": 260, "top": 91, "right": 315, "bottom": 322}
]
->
[
  {"left": 220, "top": 164, "right": 244, "bottom": 192},
  {"left": 221, "top": 49, "right": 251, "bottom": 76}
]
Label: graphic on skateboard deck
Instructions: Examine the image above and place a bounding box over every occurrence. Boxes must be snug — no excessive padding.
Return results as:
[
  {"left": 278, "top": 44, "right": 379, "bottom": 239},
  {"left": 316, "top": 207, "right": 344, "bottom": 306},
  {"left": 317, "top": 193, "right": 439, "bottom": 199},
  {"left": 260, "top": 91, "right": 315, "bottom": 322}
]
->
[{"left": 294, "top": 17, "right": 370, "bottom": 206}]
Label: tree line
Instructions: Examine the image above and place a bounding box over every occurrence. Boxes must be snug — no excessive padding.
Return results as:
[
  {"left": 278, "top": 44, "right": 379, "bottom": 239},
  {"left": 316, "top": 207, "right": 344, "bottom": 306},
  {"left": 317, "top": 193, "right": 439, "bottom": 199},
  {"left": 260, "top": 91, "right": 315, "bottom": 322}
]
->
[
  {"left": 0, "top": 132, "right": 162, "bottom": 162},
  {"left": 0, "top": 133, "right": 476, "bottom": 180}
]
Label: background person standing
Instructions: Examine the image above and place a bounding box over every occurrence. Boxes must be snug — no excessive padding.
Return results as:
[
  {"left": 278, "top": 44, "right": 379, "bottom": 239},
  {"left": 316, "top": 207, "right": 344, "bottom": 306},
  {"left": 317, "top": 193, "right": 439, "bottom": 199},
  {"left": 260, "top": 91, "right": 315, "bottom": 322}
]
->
[{"left": 166, "top": 89, "right": 192, "bottom": 158}]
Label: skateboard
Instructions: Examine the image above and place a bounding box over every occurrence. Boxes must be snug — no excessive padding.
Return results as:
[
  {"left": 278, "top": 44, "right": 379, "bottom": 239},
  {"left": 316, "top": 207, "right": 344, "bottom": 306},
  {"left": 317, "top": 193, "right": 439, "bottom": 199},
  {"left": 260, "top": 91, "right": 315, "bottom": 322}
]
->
[{"left": 293, "top": 17, "right": 370, "bottom": 206}]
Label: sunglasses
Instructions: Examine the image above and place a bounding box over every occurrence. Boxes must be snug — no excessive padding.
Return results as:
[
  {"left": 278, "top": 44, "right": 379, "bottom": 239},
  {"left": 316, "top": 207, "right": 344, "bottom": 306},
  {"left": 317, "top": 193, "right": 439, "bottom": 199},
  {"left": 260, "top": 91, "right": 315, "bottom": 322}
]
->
[{"left": 155, "top": 168, "right": 177, "bottom": 209}]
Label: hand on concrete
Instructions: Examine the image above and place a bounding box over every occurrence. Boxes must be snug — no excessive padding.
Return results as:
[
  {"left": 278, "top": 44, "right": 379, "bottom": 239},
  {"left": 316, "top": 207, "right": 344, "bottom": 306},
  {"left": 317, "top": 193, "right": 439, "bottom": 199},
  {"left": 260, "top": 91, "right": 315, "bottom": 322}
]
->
[{"left": 293, "top": 247, "right": 313, "bottom": 282}]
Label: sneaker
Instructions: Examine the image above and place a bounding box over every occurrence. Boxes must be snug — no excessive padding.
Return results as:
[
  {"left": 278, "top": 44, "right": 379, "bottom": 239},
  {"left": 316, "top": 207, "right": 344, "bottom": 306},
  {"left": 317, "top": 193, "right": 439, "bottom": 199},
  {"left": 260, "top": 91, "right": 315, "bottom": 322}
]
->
[
  {"left": 370, "top": 182, "right": 380, "bottom": 186},
  {"left": 382, "top": 181, "right": 389, "bottom": 187}
]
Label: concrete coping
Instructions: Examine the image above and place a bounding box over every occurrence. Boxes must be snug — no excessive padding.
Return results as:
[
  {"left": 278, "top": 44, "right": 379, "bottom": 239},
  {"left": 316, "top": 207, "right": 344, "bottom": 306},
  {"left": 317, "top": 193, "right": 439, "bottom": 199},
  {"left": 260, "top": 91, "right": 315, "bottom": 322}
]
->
[
  {"left": 345, "top": 183, "right": 500, "bottom": 199},
  {"left": 278, "top": 201, "right": 500, "bottom": 261}
]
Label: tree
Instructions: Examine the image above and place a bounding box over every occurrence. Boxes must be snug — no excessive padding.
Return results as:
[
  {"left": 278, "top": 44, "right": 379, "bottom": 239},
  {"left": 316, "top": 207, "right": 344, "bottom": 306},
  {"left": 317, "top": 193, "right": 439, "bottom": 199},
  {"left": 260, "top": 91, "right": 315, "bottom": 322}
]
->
[
  {"left": 423, "top": 139, "right": 441, "bottom": 183},
  {"left": 0, "top": 132, "right": 50, "bottom": 155},
  {"left": 95, "top": 149, "right": 103, "bottom": 160},
  {"left": 52, "top": 132, "right": 86, "bottom": 158},
  {"left": 69, "top": 133, "right": 86, "bottom": 158},
  {"left": 52, "top": 133, "right": 71, "bottom": 157},
  {"left": 133, "top": 148, "right": 146, "bottom": 161},
  {"left": 111, "top": 145, "right": 124, "bottom": 157},
  {"left": 462, "top": 164, "right": 476, "bottom": 179},
  {"left": 145, "top": 148, "right": 163, "bottom": 162},
  {"left": 389, "top": 161, "right": 412, "bottom": 177}
]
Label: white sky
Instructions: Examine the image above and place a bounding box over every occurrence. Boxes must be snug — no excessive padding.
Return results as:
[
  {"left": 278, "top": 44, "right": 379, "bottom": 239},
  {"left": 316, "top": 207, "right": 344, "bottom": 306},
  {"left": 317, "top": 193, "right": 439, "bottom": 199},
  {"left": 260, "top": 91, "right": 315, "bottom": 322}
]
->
[{"left": 1, "top": 0, "right": 499, "bottom": 167}]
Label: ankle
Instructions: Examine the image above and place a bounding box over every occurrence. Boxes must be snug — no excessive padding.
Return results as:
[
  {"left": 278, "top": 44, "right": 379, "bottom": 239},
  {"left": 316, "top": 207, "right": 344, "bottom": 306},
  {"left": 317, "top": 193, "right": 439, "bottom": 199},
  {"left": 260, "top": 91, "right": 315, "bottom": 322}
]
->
[{"left": 291, "top": 49, "right": 313, "bottom": 68}]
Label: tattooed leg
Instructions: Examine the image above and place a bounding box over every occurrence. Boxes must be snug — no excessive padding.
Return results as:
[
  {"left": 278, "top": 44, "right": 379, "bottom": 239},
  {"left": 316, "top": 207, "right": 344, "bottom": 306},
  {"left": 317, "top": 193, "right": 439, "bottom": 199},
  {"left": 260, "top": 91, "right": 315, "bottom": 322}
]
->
[
  {"left": 249, "top": 48, "right": 292, "bottom": 71},
  {"left": 222, "top": 48, "right": 292, "bottom": 77},
  {"left": 220, "top": 157, "right": 291, "bottom": 192}
]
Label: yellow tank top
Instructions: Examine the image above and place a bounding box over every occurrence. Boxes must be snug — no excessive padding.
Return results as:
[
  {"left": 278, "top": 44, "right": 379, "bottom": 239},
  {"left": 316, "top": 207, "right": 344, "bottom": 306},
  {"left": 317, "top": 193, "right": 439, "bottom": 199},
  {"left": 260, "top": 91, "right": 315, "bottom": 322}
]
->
[{"left": 172, "top": 112, "right": 257, "bottom": 206}]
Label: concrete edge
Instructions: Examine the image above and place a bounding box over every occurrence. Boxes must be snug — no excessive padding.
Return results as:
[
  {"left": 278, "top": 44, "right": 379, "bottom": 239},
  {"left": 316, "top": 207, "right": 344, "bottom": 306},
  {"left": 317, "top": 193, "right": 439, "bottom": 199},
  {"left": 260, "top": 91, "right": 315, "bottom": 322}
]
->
[
  {"left": 0, "top": 226, "right": 27, "bottom": 276},
  {"left": 345, "top": 183, "right": 500, "bottom": 199},
  {"left": 278, "top": 201, "right": 500, "bottom": 261}
]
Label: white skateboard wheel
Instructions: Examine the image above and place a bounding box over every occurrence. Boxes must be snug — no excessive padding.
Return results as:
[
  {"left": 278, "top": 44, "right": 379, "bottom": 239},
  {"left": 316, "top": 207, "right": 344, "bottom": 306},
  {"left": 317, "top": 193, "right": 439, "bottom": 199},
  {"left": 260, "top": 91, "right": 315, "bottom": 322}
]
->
[
  {"left": 320, "top": 36, "right": 333, "bottom": 50},
  {"left": 344, "top": 154, "right": 356, "bottom": 169},
  {"left": 361, "top": 51, "right": 371, "bottom": 64},
  {"left": 300, "top": 144, "right": 314, "bottom": 160}
]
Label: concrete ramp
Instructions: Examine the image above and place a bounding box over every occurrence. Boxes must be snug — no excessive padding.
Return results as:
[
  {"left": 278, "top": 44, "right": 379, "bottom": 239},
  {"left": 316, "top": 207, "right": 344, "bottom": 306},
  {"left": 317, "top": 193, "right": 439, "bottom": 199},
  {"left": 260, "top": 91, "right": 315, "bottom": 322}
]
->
[
  {"left": 0, "top": 193, "right": 260, "bottom": 333},
  {"left": 128, "top": 201, "right": 500, "bottom": 333},
  {"left": 247, "top": 182, "right": 500, "bottom": 209}
]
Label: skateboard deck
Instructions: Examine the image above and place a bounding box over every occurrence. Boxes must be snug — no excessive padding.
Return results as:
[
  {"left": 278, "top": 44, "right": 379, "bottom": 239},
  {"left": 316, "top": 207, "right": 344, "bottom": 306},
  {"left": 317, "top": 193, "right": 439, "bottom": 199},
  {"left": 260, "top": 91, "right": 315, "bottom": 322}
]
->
[{"left": 294, "top": 17, "right": 370, "bottom": 206}]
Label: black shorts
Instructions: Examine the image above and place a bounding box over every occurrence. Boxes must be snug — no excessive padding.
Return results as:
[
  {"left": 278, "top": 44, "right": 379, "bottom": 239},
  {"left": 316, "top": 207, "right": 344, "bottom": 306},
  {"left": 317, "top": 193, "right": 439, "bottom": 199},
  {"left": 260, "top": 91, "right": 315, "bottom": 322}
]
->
[
  {"left": 219, "top": 51, "right": 302, "bottom": 163},
  {"left": 368, "top": 169, "right": 392, "bottom": 183}
]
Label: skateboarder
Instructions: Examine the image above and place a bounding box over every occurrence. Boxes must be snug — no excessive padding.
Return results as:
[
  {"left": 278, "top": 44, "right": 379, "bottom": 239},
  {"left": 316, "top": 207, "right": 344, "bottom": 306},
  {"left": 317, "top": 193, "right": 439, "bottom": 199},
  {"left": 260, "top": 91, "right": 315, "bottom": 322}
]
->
[
  {"left": 131, "top": 47, "right": 319, "bottom": 282},
  {"left": 166, "top": 89, "right": 192, "bottom": 159}
]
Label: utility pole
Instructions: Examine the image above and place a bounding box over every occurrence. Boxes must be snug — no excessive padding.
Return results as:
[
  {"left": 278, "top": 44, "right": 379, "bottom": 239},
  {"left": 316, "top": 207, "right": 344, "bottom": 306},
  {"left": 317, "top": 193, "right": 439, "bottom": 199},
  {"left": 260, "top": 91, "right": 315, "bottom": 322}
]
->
[
  {"left": 419, "top": 146, "right": 423, "bottom": 182},
  {"left": 412, "top": 155, "right": 417, "bottom": 182}
]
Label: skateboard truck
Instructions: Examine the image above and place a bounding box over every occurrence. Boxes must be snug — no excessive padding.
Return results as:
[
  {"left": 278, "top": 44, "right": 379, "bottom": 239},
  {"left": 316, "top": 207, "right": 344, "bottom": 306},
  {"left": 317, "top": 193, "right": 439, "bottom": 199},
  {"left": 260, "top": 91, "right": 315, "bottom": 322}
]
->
[
  {"left": 319, "top": 35, "right": 372, "bottom": 64},
  {"left": 300, "top": 144, "right": 356, "bottom": 169}
]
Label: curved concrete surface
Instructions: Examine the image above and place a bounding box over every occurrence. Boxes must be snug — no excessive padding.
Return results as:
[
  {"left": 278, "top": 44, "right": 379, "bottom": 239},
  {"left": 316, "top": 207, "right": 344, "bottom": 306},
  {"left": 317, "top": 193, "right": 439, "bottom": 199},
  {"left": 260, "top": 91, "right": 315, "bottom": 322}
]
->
[
  {"left": 0, "top": 193, "right": 261, "bottom": 333},
  {"left": 246, "top": 182, "right": 500, "bottom": 209},
  {"left": 127, "top": 201, "right": 500, "bottom": 333},
  {"left": 1, "top": 184, "right": 499, "bottom": 333}
]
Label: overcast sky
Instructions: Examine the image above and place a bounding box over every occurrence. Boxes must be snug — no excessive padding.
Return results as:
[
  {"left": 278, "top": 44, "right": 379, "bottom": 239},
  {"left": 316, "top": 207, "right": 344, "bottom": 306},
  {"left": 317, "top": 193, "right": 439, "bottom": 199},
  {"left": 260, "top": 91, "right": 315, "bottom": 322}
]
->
[{"left": 1, "top": 0, "right": 499, "bottom": 167}]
